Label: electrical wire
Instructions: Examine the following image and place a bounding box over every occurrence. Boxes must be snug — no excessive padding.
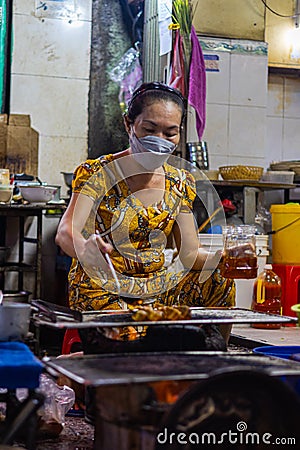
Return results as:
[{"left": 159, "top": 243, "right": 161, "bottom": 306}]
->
[
  {"left": 268, "top": 216, "right": 300, "bottom": 235},
  {"left": 260, "top": 0, "right": 299, "bottom": 19}
]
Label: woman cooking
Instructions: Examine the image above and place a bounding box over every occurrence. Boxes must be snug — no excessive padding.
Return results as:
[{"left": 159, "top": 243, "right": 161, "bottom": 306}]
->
[{"left": 55, "top": 82, "right": 235, "bottom": 342}]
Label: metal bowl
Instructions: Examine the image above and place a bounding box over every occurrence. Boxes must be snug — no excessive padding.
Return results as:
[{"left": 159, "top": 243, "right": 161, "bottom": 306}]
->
[{"left": 19, "top": 185, "right": 57, "bottom": 203}]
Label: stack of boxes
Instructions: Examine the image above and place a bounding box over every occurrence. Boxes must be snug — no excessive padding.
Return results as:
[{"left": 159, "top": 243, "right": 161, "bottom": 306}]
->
[{"left": 0, "top": 114, "right": 39, "bottom": 176}]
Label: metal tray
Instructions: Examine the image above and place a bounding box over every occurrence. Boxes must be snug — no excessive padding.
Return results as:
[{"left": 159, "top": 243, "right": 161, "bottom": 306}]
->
[
  {"left": 43, "top": 351, "right": 300, "bottom": 386},
  {"left": 32, "top": 306, "right": 297, "bottom": 329}
]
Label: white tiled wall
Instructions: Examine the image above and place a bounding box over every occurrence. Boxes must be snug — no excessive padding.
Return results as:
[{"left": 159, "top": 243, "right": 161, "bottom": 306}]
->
[
  {"left": 265, "top": 74, "right": 300, "bottom": 206},
  {"left": 197, "top": 36, "right": 300, "bottom": 173},
  {"left": 198, "top": 37, "right": 269, "bottom": 171},
  {"left": 267, "top": 75, "right": 300, "bottom": 165},
  {"left": 10, "top": 14, "right": 300, "bottom": 187},
  {"left": 11, "top": 0, "right": 92, "bottom": 197},
  {"left": 7, "top": 0, "right": 92, "bottom": 298}
]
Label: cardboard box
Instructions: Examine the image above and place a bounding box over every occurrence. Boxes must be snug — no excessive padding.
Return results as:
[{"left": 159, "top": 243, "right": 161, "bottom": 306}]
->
[
  {"left": 8, "top": 114, "right": 31, "bottom": 127},
  {"left": 0, "top": 114, "right": 39, "bottom": 176}
]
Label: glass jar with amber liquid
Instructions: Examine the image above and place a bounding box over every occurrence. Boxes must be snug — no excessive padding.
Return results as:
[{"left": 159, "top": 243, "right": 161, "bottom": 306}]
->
[
  {"left": 251, "top": 264, "right": 282, "bottom": 329},
  {"left": 220, "top": 225, "right": 258, "bottom": 279}
]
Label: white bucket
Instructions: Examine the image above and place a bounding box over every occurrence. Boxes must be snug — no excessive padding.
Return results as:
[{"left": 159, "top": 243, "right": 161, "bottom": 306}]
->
[{"left": 198, "top": 234, "right": 269, "bottom": 309}]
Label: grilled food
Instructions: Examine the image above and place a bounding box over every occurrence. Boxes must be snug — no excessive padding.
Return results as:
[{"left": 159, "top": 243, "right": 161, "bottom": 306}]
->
[{"left": 132, "top": 305, "right": 191, "bottom": 322}]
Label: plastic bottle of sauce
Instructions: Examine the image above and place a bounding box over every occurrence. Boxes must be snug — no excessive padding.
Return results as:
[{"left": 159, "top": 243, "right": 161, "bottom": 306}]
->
[{"left": 251, "top": 264, "right": 282, "bottom": 329}]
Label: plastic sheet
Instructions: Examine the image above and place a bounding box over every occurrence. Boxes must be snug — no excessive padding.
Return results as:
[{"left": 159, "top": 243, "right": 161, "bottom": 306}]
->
[
  {"left": 39, "top": 374, "right": 75, "bottom": 425},
  {"left": 109, "top": 47, "right": 142, "bottom": 112},
  {"left": 17, "top": 374, "right": 75, "bottom": 426}
]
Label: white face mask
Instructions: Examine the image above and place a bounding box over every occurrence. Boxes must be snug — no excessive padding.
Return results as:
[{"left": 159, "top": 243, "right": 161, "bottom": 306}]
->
[{"left": 129, "top": 133, "right": 177, "bottom": 171}]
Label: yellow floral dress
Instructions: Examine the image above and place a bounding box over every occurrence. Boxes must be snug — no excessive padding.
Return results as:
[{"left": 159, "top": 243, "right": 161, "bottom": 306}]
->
[{"left": 68, "top": 154, "right": 235, "bottom": 311}]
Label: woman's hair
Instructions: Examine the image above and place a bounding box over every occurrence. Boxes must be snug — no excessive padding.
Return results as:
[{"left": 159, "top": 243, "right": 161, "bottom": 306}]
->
[{"left": 127, "top": 82, "right": 186, "bottom": 124}]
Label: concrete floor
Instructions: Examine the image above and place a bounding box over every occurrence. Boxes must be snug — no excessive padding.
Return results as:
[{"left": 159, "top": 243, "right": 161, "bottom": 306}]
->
[
  {"left": 232, "top": 324, "right": 300, "bottom": 346},
  {"left": 36, "top": 416, "right": 94, "bottom": 450}
]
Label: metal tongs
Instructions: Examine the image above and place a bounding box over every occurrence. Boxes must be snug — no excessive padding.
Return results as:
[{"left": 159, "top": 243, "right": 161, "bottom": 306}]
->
[
  {"left": 31, "top": 299, "right": 83, "bottom": 323},
  {"left": 105, "top": 252, "right": 121, "bottom": 293}
]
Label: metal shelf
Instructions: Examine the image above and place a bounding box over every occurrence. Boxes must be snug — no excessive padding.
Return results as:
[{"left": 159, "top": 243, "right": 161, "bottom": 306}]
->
[
  {"left": 196, "top": 180, "right": 300, "bottom": 224},
  {"left": 0, "top": 262, "right": 36, "bottom": 272},
  {"left": 0, "top": 203, "right": 65, "bottom": 298}
]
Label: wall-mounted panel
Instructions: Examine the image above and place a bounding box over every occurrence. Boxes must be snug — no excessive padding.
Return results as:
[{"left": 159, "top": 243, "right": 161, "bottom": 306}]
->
[{"left": 192, "top": 0, "right": 265, "bottom": 41}]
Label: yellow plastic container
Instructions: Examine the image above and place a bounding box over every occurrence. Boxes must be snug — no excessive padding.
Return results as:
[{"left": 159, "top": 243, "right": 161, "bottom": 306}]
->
[{"left": 270, "top": 204, "right": 300, "bottom": 264}]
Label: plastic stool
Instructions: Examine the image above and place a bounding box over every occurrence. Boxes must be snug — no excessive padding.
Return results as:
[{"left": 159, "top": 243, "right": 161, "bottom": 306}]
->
[
  {"left": 61, "top": 329, "right": 85, "bottom": 418},
  {"left": 272, "top": 264, "right": 300, "bottom": 321},
  {"left": 61, "top": 328, "right": 82, "bottom": 354}
]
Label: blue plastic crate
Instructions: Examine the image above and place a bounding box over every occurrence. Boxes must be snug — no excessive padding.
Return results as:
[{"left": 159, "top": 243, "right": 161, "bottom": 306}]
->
[{"left": 0, "top": 342, "right": 43, "bottom": 389}]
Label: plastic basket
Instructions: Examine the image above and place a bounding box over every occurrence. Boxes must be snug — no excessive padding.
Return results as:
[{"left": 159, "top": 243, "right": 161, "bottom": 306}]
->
[{"left": 219, "top": 165, "right": 263, "bottom": 181}]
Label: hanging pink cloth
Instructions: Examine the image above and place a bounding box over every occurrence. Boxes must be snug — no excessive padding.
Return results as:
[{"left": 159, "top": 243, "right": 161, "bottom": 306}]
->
[
  {"left": 168, "top": 29, "right": 186, "bottom": 97},
  {"left": 188, "top": 26, "right": 206, "bottom": 139}
]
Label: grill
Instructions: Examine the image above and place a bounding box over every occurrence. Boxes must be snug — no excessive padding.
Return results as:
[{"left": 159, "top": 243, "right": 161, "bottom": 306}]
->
[
  {"left": 37, "top": 300, "right": 300, "bottom": 449},
  {"left": 44, "top": 352, "right": 300, "bottom": 450},
  {"left": 31, "top": 300, "right": 296, "bottom": 328},
  {"left": 45, "top": 351, "right": 300, "bottom": 385},
  {"left": 32, "top": 300, "right": 297, "bottom": 354}
]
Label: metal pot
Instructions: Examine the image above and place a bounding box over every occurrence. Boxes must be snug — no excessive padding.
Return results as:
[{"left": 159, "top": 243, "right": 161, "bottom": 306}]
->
[
  {"left": 61, "top": 172, "right": 73, "bottom": 188},
  {"left": 0, "top": 302, "right": 31, "bottom": 341},
  {"left": 3, "top": 290, "right": 31, "bottom": 303}
]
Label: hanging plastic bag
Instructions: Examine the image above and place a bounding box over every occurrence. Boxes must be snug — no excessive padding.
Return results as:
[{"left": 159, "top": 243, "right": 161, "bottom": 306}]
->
[{"left": 109, "top": 47, "right": 143, "bottom": 112}]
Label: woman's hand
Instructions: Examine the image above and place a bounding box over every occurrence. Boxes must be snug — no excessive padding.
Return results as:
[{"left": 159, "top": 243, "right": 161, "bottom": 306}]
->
[
  {"left": 78, "top": 232, "right": 113, "bottom": 270},
  {"left": 195, "top": 247, "right": 223, "bottom": 271},
  {"left": 56, "top": 192, "right": 113, "bottom": 273}
]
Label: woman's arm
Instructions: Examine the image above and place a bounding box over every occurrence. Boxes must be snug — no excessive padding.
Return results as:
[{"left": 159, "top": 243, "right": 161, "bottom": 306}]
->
[
  {"left": 172, "top": 211, "right": 221, "bottom": 271},
  {"left": 55, "top": 193, "right": 113, "bottom": 267}
]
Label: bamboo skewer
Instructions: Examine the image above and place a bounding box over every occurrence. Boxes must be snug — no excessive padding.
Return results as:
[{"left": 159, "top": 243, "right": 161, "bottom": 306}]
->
[{"left": 197, "top": 206, "right": 223, "bottom": 233}]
